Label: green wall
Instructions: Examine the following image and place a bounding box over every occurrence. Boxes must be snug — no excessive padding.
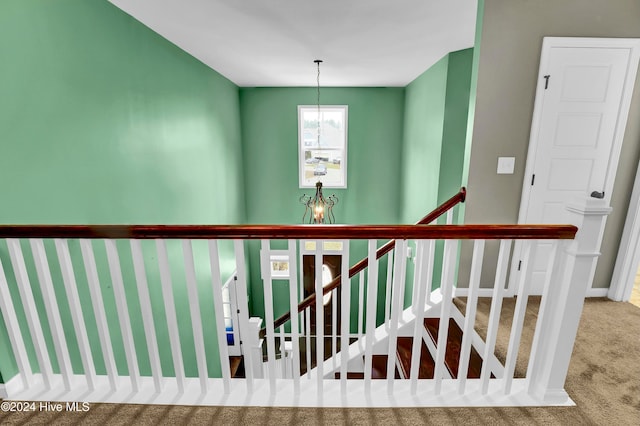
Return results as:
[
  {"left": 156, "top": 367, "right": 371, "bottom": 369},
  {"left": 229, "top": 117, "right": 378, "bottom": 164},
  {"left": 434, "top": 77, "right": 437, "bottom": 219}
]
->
[
  {"left": 400, "top": 56, "right": 449, "bottom": 224},
  {"left": 0, "top": 0, "right": 244, "bottom": 383},
  {"left": 400, "top": 49, "right": 474, "bottom": 297},
  {"left": 240, "top": 87, "right": 405, "bottom": 321},
  {"left": 0, "top": 2, "right": 476, "bottom": 386}
]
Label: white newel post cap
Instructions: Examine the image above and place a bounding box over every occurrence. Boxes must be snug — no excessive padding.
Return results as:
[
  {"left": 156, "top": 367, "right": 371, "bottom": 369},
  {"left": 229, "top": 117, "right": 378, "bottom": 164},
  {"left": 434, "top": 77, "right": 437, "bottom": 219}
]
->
[{"left": 565, "top": 196, "right": 612, "bottom": 254}]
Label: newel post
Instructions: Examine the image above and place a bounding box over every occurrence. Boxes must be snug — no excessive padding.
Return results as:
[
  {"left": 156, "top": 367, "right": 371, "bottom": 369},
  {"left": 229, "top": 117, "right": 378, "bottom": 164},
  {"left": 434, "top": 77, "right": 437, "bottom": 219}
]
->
[
  {"left": 247, "top": 317, "right": 264, "bottom": 379},
  {"left": 527, "top": 197, "right": 612, "bottom": 402}
]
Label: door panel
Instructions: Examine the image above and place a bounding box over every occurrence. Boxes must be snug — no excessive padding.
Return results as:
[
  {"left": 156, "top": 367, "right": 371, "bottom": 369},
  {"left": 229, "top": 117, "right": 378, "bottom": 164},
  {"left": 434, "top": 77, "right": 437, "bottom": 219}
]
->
[{"left": 515, "top": 40, "right": 638, "bottom": 295}]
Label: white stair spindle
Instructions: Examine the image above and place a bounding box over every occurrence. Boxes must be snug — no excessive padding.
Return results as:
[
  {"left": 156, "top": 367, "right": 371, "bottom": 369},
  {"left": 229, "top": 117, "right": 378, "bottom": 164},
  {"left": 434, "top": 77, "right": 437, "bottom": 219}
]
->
[
  {"left": 233, "top": 240, "right": 255, "bottom": 391},
  {"left": 156, "top": 239, "right": 186, "bottom": 394},
  {"left": 7, "top": 239, "right": 53, "bottom": 390},
  {"left": 358, "top": 272, "right": 365, "bottom": 339},
  {"left": 182, "top": 239, "right": 209, "bottom": 393},
  {"left": 130, "top": 239, "right": 163, "bottom": 394},
  {"left": 503, "top": 241, "right": 540, "bottom": 394},
  {"left": 80, "top": 239, "right": 118, "bottom": 390},
  {"left": 30, "top": 239, "right": 74, "bottom": 391},
  {"left": 207, "top": 240, "right": 231, "bottom": 393},
  {"left": 409, "top": 240, "right": 435, "bottom": 395},
  {"left": 260, "top": 240, "right": 277, "bottom": 392},
  {"left": 54, "top": 239, "right": 97, "bottom": 390},
  {"left": 0, "top": 254, "right": 35, "bottom": 389},
  {"left": 411, "top": 242, "right": 422, "bottom": 314},
  {"left": 314, "top": 241, "right": 324, "bottom": 393},
  {"left": 287, "top": 239, "right": 301, "bottom": 390},
  {"left": 457, "top": 239, "right": 485, "bottom": 394},
  {"left": 331, "top": 286, "right": 337, "bottom": 373},
  {"left": 339, "top": 240, "right": 350, "bottom": 392},
  {"left": 104, "top": 239, "right": 140, "bottom": 392},
  {"left": 363, "top": 239, "right": 379, "bottom": 391},
  {"left": 480, "top": 239, "right": 512, "bottom": 394},
  {"left": 385, "top": 249, "right": 394, "bottom": 326},
  {"left": 433, "top": 237, "right": 459, "bottom": 395},
  {"left": 386, "top": 239, "right": 408, "bottom": 395},
  {"left": 305, "top": 307, "right": 311, "bottom": 380}
]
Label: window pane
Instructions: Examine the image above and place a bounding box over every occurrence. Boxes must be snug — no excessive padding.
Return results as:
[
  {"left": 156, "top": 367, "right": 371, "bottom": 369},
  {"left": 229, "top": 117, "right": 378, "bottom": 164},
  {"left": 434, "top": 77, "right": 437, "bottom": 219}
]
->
[{"left": 299, "top": 106, "right": 347, "bottom": 188}]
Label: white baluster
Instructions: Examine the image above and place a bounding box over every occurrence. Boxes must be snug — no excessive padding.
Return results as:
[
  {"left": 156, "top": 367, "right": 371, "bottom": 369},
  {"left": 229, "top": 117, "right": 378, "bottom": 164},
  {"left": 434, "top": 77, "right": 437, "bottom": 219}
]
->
[
  {"left": 363, "top": 239, "right": 379, "bottom": 391},
  {"left": 104, "top": 239, "right": 140, "bottom": 392},
  {"left": 8, "top": 239, "right": 54, "bottom": 390},
  {"left": 457, "top": 239, "right": 485, "bottom": 394},
  {"left": 305, "top": 307, "right": 311, "bottom": 380},
  {"left": 55, "top": 239, "right": 97, "bottom": 390},
  {"left": 433, "top": 237, "right": 459, "bottom": 395},
  {"left": 386, "top": 239, "right": 408, "bottom": 395},
  {"left": 156, "top": 239, "right": 185, "bottom": 394},
  {"left": 358, "top": 273, "right": 365, "bottom": 342},
  {"left": 385, "top": 249, "right": 394, "bottom": 326},
  {"left": 288, "top": 239, "right": 301, "bottom": 390},
  {"left": 30, "top": 239, "right": 73, "bottom": 391},
  {"left": 314, "top": 240, "right": 324, "bottom": 394},
  {"left": 130, "top": 239, "right": 163, "bottom": 393},
  {"left": 339, "top": 240, "right": 350, "bottom": 392},
  {"left": 0, "top": 253, "right": 34, "bottom": 390},
  {"left": 409, "top": 239, "right": 435, "bottom": 395},
  {"left": 233, "top": 240, "right": 255, "bottom": 391},
  {"left": 80, "top": 239, "right": 118, "bottom": 390},
  {"left": 182, "top": 240, "right": 209, "bottom": 393},
  {"left": 503, "top": 240, "right": 540, "bottom": 394},
  {"left": 331, "top": 286, "right": 337, "bottom": 374},
  {"left": 260, "top": 240, "right": 277, "bottom": 392},
  {"left": 480, "top": 240, "right": 512, "bottom": 395},
  {"left": 207, "top": 240, "right": 231, "bottom": 393}
]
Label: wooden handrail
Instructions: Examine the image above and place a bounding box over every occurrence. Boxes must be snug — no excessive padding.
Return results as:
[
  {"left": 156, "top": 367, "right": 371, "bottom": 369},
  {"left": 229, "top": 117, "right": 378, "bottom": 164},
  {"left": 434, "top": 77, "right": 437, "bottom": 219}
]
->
[{"left": 0, "top": 224, "right": 576, "bottom": 240}]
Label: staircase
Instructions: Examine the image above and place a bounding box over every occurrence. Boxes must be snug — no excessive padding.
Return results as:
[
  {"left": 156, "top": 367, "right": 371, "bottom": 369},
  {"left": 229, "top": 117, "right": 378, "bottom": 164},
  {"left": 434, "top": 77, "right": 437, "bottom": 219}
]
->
[{"left": 301, "top": 289, "right": 501, "bottom": 382}]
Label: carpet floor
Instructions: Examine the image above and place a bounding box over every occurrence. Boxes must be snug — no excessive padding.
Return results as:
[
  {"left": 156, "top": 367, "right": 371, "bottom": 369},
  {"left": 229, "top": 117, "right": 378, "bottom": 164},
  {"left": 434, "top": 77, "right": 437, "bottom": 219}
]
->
[{"left": 1, "top": 297, "right": 639, "bottom": 425}]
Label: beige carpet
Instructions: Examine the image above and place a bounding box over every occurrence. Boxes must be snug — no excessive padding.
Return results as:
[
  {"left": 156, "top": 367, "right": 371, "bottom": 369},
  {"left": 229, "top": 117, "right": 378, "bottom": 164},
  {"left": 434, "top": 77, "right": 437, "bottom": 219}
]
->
[{"left": 1, "top": 298, "right": 639, "bottom": 425}]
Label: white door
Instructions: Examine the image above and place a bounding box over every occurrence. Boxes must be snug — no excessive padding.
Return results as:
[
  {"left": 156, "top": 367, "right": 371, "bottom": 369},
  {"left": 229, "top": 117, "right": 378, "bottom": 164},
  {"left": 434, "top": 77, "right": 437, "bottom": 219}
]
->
[{"left": 511, "top": 37, "right": 640, "bottom": 295}]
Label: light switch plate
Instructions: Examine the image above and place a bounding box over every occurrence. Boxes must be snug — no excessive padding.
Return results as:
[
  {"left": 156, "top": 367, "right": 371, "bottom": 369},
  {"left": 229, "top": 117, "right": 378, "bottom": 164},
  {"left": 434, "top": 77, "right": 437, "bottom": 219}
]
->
[{"left": 497, "top": 157, "right": 515, "bottom": 174}]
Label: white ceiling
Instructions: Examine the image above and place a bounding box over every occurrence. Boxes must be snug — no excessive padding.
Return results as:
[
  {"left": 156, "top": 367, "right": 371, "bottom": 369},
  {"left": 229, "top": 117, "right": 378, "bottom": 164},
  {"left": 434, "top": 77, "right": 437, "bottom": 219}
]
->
[{"left": 108, "top": 0, "right": 477, "bottom": 87}]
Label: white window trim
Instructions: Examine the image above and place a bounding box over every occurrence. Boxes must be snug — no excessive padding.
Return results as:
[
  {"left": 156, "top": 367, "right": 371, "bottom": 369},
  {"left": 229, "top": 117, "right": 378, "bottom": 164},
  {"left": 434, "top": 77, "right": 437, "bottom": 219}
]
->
[{"left": 298, "top": 105, "right": 348, "bottom": 188}]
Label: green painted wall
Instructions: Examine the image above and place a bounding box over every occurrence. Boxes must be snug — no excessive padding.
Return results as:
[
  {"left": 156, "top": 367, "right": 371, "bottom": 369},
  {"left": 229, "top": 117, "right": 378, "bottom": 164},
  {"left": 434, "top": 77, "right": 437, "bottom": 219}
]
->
[
  {"left": 400, "top": 56, "right": 450, "bottom": 224},
  {"left": 400, "top": 50, "right": 474, "bottom": 297},
  {"left": 239, "top": 87, "right": 405, "bottom": 324},
  {"left": 0, "top": 2, "right": 477, "bottom": 386},
  {"left": 0, "top": 0, "right": 244, "bottom": 383},
  {"left": 438, "top": 49, "right": 474, "bottom": 208}
]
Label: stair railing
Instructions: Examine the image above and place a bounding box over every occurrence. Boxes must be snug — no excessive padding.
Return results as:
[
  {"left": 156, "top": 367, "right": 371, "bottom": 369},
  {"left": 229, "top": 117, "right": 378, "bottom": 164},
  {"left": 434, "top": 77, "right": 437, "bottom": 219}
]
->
[
  {"left": 0, "top": 194, "right": 607, "bottom": 408},
  {"left": 264, "top": 187, "right": 467, "bottom": 337}
]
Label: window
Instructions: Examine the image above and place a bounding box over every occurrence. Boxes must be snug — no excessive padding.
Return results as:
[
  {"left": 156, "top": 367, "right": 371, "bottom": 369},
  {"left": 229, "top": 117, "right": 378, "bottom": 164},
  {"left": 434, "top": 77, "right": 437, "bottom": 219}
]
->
[{"left": 298, "top": 105, "right": 348, "bottom": 188}]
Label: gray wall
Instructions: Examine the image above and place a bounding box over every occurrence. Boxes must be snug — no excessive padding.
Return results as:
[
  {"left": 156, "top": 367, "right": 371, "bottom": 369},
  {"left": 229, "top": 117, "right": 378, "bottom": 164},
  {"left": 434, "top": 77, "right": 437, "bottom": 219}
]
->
[{"left": 463, "top": 0, "right": 640, "bottom": 288}]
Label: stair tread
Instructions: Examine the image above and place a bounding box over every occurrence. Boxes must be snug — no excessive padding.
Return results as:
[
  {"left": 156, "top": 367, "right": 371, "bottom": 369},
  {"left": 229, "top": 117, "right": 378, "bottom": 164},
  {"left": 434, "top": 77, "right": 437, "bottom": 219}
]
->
[
  {"left": 335, "top": 355, "right": 400, "bottom": 380},
  {"left": 395, "top": 336, "right": 435, "bottom": 379},
  {"left": 423, "top": 318, "right": 483, "bottom": 379}
]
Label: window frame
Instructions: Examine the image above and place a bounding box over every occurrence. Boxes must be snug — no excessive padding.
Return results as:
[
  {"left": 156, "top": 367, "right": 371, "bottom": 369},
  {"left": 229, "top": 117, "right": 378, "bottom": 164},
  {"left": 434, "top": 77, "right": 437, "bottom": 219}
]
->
[{"left": 297, "top": 105, "right": 348, "bottom": 188}]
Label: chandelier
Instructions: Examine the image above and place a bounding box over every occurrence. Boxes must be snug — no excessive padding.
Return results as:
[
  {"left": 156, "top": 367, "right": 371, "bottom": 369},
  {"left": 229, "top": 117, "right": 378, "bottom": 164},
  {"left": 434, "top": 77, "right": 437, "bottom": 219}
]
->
[{"left": 299, "top": 59, "right": 338, "bottom": 224}]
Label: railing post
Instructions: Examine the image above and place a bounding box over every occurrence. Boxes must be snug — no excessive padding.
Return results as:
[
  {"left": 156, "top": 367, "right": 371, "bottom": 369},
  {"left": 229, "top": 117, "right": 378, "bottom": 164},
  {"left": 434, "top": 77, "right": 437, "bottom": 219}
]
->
[
  {"left": 527, "top": 197, "right": 612, "bottom": 402},
  {"left": 248, "top": 317, "right": 264, "bottom": 379}
]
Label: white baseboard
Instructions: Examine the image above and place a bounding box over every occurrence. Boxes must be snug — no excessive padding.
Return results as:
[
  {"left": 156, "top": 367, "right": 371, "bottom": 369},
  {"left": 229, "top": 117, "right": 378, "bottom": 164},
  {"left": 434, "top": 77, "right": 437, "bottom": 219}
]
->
[{"left": 586, "top": 288, "right": 609, "bottom": 298}]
